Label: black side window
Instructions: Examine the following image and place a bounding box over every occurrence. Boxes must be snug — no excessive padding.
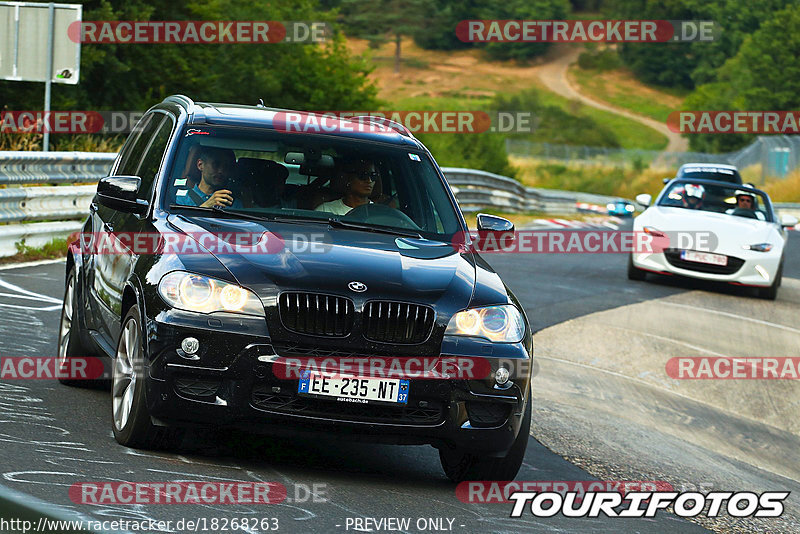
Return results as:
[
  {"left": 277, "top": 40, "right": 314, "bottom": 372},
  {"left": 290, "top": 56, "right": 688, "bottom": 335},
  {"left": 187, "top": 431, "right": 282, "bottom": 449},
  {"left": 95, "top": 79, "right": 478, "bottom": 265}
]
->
[
  {"left": 116, "top": 115, "right": 154, "bottom": 176},
  {"left": 134, "top": 117, "right": 174, "bottom": 201},
  {"left": 117, "top": 115, "right": 163, "bottom": 177}
]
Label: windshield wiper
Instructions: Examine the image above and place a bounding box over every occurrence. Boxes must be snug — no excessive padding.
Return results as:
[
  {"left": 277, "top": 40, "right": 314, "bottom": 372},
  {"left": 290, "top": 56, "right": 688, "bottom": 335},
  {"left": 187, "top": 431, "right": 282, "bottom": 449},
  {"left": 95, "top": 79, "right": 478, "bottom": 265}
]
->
[
  {"left": 327, "top": 218, "right": 422, "bottom": 238},
  {"left": 169, "top": 204, "right": 269, "bottom": 222}
]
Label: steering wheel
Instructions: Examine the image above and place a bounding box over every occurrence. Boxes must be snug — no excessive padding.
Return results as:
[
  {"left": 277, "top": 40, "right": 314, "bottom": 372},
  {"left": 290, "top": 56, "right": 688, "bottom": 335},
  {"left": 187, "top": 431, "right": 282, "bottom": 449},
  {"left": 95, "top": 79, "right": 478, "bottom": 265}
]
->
[
  {"left": 730, "top": 207, "right": 758, "bottom": 219},
  {"left": 343, "top": 203, "right": 421, "bottom": 231}
]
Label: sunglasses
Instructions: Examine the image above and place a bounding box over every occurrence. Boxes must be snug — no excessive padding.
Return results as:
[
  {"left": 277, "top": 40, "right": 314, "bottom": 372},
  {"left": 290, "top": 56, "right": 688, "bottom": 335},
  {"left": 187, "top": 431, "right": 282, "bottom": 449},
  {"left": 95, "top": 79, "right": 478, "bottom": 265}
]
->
[{"left": 352, "top": 171, "right": 378, "bottom": 182}]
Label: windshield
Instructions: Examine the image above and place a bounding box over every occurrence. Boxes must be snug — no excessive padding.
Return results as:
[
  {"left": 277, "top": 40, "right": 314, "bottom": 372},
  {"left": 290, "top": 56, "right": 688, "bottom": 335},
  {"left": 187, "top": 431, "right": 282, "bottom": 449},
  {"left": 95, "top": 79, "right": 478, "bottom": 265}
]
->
[
  {"left": 162, "top": 126, "right": 462, "bottom": 240},
  {"left": 657, "top": 181, "right": 773, "bottom": 222}
]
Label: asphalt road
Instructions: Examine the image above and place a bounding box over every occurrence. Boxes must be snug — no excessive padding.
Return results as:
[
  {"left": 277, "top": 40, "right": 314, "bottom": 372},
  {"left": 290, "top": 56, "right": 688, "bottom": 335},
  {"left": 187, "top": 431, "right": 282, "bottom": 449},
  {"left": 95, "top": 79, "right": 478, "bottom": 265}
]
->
[{"left": 0, "top": 224, "right": 797, "bottom": 533}]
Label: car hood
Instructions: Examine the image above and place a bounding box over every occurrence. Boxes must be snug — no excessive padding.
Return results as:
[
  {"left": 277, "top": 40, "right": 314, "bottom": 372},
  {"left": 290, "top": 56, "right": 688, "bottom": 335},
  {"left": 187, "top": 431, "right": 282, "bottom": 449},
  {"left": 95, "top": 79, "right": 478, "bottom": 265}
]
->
[
  {"left": 167, "top": 214, "right": 477, "bottom": 308},
  {"left": 637, "top": 206, "right": 777, "bottom": 252}
]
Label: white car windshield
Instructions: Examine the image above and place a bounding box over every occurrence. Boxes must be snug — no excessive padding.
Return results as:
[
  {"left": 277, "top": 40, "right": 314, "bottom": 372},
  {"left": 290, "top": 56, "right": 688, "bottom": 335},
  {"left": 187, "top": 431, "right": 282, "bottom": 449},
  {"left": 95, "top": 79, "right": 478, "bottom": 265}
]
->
[{"left": 657, "top": 181, "right": 773, "bottom": 222}]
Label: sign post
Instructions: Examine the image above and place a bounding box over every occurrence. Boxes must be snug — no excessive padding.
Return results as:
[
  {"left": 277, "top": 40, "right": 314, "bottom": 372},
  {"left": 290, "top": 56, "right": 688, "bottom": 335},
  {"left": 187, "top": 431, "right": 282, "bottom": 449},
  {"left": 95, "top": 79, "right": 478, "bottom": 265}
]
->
[{"left": 0, "top": 1, "right": 82, "bottom": 151}]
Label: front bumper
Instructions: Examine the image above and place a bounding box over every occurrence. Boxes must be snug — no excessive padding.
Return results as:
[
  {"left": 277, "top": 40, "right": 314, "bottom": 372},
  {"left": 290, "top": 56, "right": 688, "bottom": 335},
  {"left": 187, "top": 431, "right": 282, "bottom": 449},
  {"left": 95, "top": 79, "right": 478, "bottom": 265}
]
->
[
  {"left": 143, "top": 310, "right": 533, "bottom": 456},
  {"left": 631, "top": 249, "right": 781, "bottom": 286}
]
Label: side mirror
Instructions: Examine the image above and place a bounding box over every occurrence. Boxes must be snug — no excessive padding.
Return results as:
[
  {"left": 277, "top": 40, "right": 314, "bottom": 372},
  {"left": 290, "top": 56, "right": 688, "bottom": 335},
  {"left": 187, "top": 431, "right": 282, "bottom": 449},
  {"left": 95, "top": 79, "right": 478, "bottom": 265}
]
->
[
  {"left": 663, "top": 177, "right": 672, "bottom": 184},
  {"left": 781, "top": 214, "right": 799, "bottom": 228},
  {"left": 477, "top": 213, "right": 514, "bottom": 233},
  {"left": 97, "top": 176, "right": 149, "bottom": 215},
  {"left": 635, "top": 193, "right": 652, "bottom": 207},
  {"left": 475, "top": 213, "right": 515, "bottom": 251}
]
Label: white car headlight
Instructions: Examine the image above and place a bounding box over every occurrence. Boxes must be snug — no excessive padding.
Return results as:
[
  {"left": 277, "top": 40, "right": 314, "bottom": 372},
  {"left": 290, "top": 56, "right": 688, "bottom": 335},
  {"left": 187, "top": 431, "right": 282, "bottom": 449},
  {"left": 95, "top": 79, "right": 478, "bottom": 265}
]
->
[
  {"left": 445, "top": 305, "right": 525, "bottom": 343},
  {"left": 643, "top": 226, "right": 666, "bottom": 238},
  {"left": 743, "top": 243, "right": 773, "bottom": 252},
  {"left": 158, "top": 271, "right": 263, "bottom": 316}
]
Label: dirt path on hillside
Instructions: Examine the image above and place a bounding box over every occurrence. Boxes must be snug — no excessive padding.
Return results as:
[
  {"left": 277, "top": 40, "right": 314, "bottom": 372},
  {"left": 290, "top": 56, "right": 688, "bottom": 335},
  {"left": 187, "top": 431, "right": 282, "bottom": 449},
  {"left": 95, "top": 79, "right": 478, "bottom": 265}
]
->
[{"left": 536, "top": 44, "right": 688, "bottom": 152}]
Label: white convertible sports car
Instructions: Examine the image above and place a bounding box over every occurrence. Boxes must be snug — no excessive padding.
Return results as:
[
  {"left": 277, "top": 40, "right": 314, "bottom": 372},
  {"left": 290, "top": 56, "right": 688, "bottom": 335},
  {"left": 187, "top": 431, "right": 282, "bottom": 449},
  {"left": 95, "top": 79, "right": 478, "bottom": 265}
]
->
[{"left": 628, "top": 178, "right": 797, "bottom": 300}]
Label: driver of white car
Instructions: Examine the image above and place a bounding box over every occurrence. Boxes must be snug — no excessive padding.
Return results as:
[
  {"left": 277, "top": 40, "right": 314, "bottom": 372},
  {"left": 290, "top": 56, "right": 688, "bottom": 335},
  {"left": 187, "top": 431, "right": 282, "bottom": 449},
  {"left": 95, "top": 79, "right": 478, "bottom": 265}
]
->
[{"left": 726, "top": 188, "right": 766, "bottom": 220}]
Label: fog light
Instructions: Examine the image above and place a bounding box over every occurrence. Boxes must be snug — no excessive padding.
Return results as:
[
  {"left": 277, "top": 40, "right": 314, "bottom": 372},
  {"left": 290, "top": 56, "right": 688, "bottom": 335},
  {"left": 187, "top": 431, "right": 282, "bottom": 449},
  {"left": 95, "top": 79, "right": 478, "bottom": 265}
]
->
[
  {"left": 495, "top": 367, "right": 510, "bottom": 385},
  {"left": 755, "top": 265, "right": 770, "bottom": 281},
  {"left": 181, "top": 337, "right": 200, "bottom": 355}
]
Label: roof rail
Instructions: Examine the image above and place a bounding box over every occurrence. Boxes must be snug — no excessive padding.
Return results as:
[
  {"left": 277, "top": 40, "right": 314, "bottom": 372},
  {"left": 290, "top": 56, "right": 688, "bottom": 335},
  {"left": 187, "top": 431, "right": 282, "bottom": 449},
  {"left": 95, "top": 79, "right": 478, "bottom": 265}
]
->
[
  {"left": 162, "top": 94, "right": 195, "bottom": 110},
  {"left": 348, "top": 115, "right": 414, "bottom": 138}
]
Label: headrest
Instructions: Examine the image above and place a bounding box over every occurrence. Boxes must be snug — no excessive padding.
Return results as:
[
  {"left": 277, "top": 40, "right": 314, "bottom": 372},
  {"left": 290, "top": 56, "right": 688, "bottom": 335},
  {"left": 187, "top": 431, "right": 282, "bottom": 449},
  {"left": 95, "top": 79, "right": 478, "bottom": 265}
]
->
[
  {"left": 180, "top": 145, "right": 203, "bottom": 188},
  {"left": 237, "top": 158, "right": 289, "bottom": 185}
]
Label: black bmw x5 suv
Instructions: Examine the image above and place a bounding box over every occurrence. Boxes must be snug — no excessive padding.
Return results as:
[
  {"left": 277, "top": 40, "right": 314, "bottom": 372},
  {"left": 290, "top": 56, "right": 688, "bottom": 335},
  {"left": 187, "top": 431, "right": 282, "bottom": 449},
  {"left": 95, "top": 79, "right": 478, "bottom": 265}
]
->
[{"left": 58, "top": 95, "right": 533, "bottom": 481}]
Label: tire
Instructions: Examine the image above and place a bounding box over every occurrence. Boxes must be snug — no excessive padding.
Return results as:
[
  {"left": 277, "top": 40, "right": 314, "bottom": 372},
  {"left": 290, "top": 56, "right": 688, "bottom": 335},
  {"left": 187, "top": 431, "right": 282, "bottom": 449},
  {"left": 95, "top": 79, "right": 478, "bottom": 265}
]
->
[
  {"left": 57, "top": 267, "right": 93, "bottom": 387},
  {"left": 112, "top": 304, "right": 183, "bottom": 450},
  {"left": 627, "top": 254, "right": 647, "bottom": 281},
  {"left": 757, "top": 263, "right": 782, "bottom": 300},
  {"left": 439, "top": 389, "right": 532, "bottom": 482}
]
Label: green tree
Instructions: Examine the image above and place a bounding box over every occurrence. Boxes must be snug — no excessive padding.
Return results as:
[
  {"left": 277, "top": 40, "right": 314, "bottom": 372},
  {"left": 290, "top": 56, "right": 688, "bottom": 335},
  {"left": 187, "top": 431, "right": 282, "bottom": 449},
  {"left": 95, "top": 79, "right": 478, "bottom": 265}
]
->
[
  {"left": 610, "top": 0, "right": 700, "bottom": 89},
  {"left": 339, "top": 0, "right": 435, "bottom": 73},
  {"left": 684, "top": 4, "right": 800, "bottom": 152},
  {"left": 419, "top": 132, "right": 518, "bottom": 178},
  {"left": 609, "top": 0, "right": 794, "bottom": 90},
  {"left": 479, "top": 0, "right": 571, "bottom": 62},
  {"left": 1, "top": 0, "right": 378, "bottom": 117},
  {"left": 413, "top": 0, "right": 485, "bottom": 51},
  {"left": 411, "top": 0, "right": 571, "bottom": 61}
]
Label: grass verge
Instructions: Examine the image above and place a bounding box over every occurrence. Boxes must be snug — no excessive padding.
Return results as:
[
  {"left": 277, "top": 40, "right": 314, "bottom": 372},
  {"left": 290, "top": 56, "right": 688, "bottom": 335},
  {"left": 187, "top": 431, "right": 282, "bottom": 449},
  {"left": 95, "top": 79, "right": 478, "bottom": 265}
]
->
[
  {"left": 569, "top": 61, "right": 687, "bottom": 124},
  {"left": 511, "top": 156, "right": 667, "bottom": 199},
  {"left": 0, "top": 237, "right": 69, "bottom": 265}
]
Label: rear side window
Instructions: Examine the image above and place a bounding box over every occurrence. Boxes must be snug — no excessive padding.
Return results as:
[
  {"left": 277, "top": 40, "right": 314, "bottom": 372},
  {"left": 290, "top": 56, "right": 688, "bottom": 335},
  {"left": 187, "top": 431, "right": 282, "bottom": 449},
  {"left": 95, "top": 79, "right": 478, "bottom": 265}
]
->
[
  {"left": 116, "top": 115, "right": 155, "bottom": 176},
  {"left": 134, "top": 116, "right": 174, "bottom": 201}
]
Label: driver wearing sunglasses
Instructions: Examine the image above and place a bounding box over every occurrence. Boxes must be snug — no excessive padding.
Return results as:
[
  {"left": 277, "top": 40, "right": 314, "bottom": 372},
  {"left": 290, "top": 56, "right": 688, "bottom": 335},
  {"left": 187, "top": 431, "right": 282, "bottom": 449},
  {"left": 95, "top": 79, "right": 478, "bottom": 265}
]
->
[{"left": 316, "top": 160, "right": 376, "bottom": 216}]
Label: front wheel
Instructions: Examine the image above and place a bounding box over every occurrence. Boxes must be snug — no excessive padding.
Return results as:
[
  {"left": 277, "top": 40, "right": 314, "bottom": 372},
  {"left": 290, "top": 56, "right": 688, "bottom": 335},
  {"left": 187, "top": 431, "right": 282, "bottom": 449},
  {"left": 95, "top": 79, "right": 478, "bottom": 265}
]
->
[
  {"left": 757, "top": 263, "right": 782, "bottom": 300},
  {"left": 439, "top": 390, "right": 532, "bottom": 482},
  {"left": 627, "top": 254, "right": 647, "bottom": 281},
  {"left": 112, "top": 304, "right": 183, "bottom": 449}
]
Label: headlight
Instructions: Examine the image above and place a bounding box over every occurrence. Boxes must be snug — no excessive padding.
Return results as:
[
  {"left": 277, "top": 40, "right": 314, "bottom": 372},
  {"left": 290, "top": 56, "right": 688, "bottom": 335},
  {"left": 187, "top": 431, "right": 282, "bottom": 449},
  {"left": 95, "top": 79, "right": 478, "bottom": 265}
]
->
[
  {"left": 158, "top": 271, "right": 263, "bottom": 315},
  {"left": 445, "top": 305, "right": 525, "bottom": 343},
  {"left": 625, "top": 205, "right": 635, "bottom": 212},
  {"left": 643, "top": 226, "right": 666, "bottom": 238},
  {"left": 743, "top": 243, "right": 773, "bottom": 252},
  {"left": 606, "top": 203, "right": 615, "bottom": 211}
]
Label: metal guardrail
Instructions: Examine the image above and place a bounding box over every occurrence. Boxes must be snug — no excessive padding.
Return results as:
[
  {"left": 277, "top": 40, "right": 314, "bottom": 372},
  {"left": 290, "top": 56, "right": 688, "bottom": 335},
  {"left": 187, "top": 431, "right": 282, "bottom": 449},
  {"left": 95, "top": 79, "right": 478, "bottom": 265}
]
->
[
  {"left": 0, "top": 185, "right": 96, "bottom": 223},
  {"left": 0, "top": 151, "right": 116, "bottom": 184},
  {"left": 441, "top": 167, "right": 626, "bottom": 213},
  {"left": 506, "top": 136, "right": 800, "bottom": 181},
  {"left": 0, "top": 483, "right": 111, "bottom": 533}
]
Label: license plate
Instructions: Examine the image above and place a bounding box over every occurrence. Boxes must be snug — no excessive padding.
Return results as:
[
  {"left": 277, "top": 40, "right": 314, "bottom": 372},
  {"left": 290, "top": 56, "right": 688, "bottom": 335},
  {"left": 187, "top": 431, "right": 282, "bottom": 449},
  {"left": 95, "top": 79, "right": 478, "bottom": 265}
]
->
[
  {"left": 298, "top": 372, "right": 409, "bottom": 404},
  {"left": 680, "top": 250, "right": 728, "bottom": 266}
]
